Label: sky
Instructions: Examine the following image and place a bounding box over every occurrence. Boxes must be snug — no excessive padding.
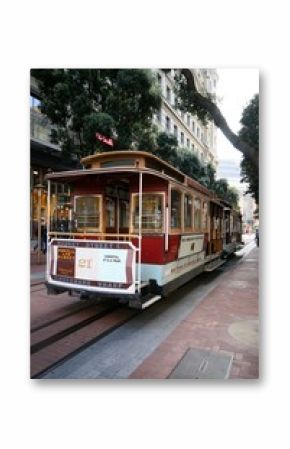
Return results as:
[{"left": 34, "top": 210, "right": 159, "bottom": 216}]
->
[{"left": 216, "top": 68, "right": 259, "bottom": 166}]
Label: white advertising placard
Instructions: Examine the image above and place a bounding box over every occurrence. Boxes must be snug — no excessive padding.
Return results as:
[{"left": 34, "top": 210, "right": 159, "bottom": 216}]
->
[
  {"left": 178, "top": 234, "right": 204, "bottom": 258},
  {"left": 74, "top": 247, "right": 128, "bottom": 283}
]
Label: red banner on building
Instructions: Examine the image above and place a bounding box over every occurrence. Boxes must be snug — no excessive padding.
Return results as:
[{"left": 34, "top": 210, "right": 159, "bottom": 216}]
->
[{"left": 96, "top": 133, "right": 114, "bottom": 147}]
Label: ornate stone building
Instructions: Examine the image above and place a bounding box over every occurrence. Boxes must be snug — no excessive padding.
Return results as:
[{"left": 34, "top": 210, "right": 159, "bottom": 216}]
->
[{"left": 152, "top": 69, "right": 218, "bottom": 168}]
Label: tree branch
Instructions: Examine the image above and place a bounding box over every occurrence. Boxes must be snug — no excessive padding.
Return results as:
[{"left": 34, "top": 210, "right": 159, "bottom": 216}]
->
[{"left": 181, "top": 69, "right": 258, "bottom": 168}]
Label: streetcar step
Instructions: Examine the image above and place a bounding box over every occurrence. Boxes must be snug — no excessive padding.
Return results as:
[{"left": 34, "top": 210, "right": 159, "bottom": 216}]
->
[
  {"left": 129, "top": 293, "right": 162, "bottom": 310},
  {"left": 141, "top": 294, "right": 162, "bottom": 309},
  {"left": 204, "top": 258, "right": 225, "bottom": 272}
]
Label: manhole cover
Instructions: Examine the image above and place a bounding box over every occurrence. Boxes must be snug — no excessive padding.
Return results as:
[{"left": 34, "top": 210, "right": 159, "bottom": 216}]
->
[
  {"left": 168, "top": 348, "right": 233, "bottom": 379},
  {"left": 228, "top": 320, "right": 259, "bottom": 348}
]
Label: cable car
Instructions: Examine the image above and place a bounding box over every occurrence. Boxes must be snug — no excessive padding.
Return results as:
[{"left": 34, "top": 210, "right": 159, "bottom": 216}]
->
[{"left": 45, "top": 151, "right": 242, "bottom": 309}]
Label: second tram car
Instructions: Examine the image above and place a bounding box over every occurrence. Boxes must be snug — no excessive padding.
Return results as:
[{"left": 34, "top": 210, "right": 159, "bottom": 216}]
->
[{"left": 45, "top": 151, "right": 242, "bottom": 309}]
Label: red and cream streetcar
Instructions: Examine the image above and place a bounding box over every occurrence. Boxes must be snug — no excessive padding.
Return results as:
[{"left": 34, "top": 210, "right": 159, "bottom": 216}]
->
[{"left": 45, "top": 151, "right": 242, "bottom": 309}]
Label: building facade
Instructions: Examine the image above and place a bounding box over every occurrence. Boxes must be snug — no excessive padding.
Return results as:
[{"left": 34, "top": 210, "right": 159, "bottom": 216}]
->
[
  {"left": 152, "top": 69, "right": 218, "bottom": 168},
  {"left": 30, "top": 77, "right": 78, "bottom": 261}
]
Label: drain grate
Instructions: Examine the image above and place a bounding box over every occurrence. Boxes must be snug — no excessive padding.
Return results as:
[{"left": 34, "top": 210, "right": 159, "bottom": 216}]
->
[{"left": 168, "top": 348, "right": 233, "bottom": 379}]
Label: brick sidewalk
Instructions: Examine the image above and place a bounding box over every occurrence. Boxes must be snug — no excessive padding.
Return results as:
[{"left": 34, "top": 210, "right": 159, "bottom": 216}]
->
[
  {"left": 130, "top": 247, "right": 259, "bottom": 379},
  {"left": 30, "top": 254, "right": 46, "bottom": 285}
]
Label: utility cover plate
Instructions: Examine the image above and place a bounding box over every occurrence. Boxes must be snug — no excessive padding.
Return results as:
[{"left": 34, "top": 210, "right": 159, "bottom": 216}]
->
[{"left": 168, "top": 348, "right": 233, "bottom": 379}]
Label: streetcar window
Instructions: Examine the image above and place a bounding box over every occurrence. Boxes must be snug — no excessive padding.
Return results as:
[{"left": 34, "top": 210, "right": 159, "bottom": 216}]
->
[
  {"left": 132, "top": 193, "right": 164, "bottom": 232},
  {"left": 50, "top": 184, "right": 71, "bottom": 232},
  {"left": 106, "top": 197, "right": 116, "bottom": 228},
  {"left": 100, "top": 159, "right": 135, "bottom": 168},
  {"left": 184, "top": 194, "right": 193, "bottom": 229},
  {"left": 120, "top": 200, "right": 130, "bottom": 229},
  {"left": 74, "top": 195, "right": 101, "bottom": 231},
  {"left": 194, "top": 197, "right": 201, "bottom": 230},
  {"left": 171, "top": 189, "right": 181, "bottom": 229},
  {"left": 230, "top": 215, "right": 233, "bottom": 233},
  {"left": 202, "top": 201, "right": 208, "bottom": 231}
]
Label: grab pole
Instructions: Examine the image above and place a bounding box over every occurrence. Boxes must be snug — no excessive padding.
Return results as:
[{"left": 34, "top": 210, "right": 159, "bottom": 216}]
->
[
  {"left": 46, "top": 180, "right": 51, "bottom": 279},
  {"left": 138, "top": 171, "right": 143, "bottom": 293}
]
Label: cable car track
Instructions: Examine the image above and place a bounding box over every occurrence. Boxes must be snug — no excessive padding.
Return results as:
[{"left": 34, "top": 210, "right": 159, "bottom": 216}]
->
[
  {"left": 31, "top": 302, "right": 138, "bottom": 378},
  {"left": 31, "top": 297, "right": 113, "bottom": 332},
  {"left": 30, "top": 249, "right": 250, "bottom": 379}
]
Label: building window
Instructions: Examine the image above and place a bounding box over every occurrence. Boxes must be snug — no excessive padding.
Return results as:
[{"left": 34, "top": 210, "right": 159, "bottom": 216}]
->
[
  {"left": 174, "top": 125, "right": 178, "bottom": 138},
  {"left": 197, "top": 127, "right": 200, "bottom": 138},
  {"left": 180, "top": 132, "right": 184, "bottom": 145},
  {"left": 192, "top": 121, "right": 195, "bottom": 133},
  {"left": 184, "top": 194, "right": 193, "bottom": 229},
  {"left": 186, "top": 138, "right": 190, "bottom": 148},
  {"left": 191, "top": 143, "right": 195, "bottom": 152},
  {"left": 166, "top": 116, "right": 171, "bottom": 132},
  {"left": 187, "top": 115, "right": 190, "bottom": 126},
  {"left": 132, "top": 193, "right": 164, "bottom": 232},
  {"left": 171, "top": 189, "right": 182, "bottom": 229}
]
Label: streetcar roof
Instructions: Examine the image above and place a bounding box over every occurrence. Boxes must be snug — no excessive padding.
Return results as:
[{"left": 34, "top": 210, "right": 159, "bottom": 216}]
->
[
  {"left": 45, "top": 150, "right": 226, "bottom": 204},
  {"left": 45, "top": 166, "right": 211, "bottom": 196}
]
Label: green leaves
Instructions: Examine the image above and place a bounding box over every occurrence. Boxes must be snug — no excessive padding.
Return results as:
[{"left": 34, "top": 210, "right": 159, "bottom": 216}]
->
[
  {"left": 83, "top": 113, "right": 116, "bottom": 154},
  {"left": 239, "top": 94, "right": 259, "bottom": 204},
  {"left": 214, "top": 179, "right": 239, "bottom": 207},
  {"left": 153, "top": 132, "right": 238, "bottom": 207},
  {"left": 31, "top": 69, "right": 161, "bottom": 156},
  {"left": 174, "top": 71, "right": 212, "bottom": 126}
]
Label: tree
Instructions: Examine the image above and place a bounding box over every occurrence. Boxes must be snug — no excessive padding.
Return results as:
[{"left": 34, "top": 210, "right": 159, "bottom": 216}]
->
[
  {"left": 133, "top": 123, "right": 159, "bottom": 152},
  {"left": 224, "top": 186, "right": 239, "bottom": 209},
  {"left": 31, "top": 69, "right": 161, "bottom": 157},
  {"left": 177, "top": 147, "right": 205, "bottom": 182},
  {"left": 153, "top": 133, "right": 204, "bottom": 181},
  {"left": 154, "top": 132, "right": 179, "bottom": 165},
  {"left": 152, "top": 132, "right": 240, "bottom": 207},
  {"left": 173, "top": 69, "right": 259, "bottom": 169},
  {"left": 201, "top": 162, "right": 216, "bottom": 191},
  {"left": 214, "top": 179, "right": 239, "bottom": 208},
  {"left": 214, "top": 178, "right": 230, "bottom": 198},
  {"left": 239, "top": 94, "right": 259, "bottom": 204}
]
